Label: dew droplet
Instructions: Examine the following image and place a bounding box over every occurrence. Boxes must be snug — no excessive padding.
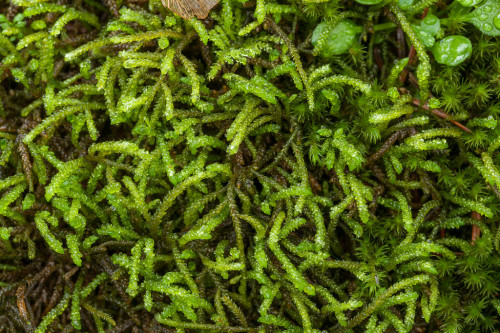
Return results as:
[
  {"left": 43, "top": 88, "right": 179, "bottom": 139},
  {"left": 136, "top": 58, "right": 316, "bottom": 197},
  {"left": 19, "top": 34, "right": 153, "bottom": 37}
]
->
[
  {"left": 479, "top": 13, "right": 488, "bottom": 21},
  {"left": 494, "top": 13, "right": 500, "bottom": 29},
  {"left": 483, "top": 5, "right": 492, "bottom": 13},
  {"left": 483, "top": 23, "right": 493, "bottom": 31}
]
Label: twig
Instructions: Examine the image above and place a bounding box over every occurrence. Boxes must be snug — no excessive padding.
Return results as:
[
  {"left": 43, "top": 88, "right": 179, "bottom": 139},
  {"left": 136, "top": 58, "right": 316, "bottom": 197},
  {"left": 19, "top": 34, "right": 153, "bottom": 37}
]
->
[
  {"left": 411, "top": 97, "right": 472, "bottom": 133},
  {"left": 471, "top": 211, "right": 481, "bottom": 245},
  {"left": 399, "top": 87, "right": 472, "bottom": 133}
]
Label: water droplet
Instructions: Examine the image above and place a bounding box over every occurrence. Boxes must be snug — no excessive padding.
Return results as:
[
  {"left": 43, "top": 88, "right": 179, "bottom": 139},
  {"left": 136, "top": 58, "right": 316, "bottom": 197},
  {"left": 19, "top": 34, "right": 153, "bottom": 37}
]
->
[
  {"left": 479, "top": 13, "right": 488, "bottom": 21},
  {"left": 483, "top": 5, "right": 492, "bottom": 13},
  {"left": 494, "top": 13, "right": 500, "bottom": 29},
  {"left": 483, "top": 23, "right": 493, "bottom": 32}
]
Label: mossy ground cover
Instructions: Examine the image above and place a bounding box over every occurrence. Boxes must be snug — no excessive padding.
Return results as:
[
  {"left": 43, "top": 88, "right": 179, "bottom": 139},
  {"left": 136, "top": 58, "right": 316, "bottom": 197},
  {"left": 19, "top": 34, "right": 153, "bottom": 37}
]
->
[{"left": 1, "top": 0, "right": 500, "bottom": 332}]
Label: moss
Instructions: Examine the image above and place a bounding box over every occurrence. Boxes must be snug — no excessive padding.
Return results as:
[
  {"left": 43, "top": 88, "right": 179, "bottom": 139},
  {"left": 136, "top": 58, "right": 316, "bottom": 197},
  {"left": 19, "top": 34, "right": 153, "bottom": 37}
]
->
[{"left": 1, "top": 0, "right": 500, "bottom": 331}]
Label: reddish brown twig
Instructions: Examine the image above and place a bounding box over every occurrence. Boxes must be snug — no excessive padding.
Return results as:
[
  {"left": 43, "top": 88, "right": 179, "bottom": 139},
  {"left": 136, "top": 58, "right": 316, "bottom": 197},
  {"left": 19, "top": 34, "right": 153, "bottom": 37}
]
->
[
  {"left": 398, "top": 87, "right": 472, "bottom": 133},
  {"left": 471, "top": 211, "right": 481, "bottom": 245},
  {"left": 396, "top": 27, "right": 406, "bottom": 59},
  {"left": 16, "top": 284, "right": 30, "bottom": 325},
  {"left": 374, "top": 48, "right": 384, "bottom": 72},
  {"left": 366, "top": 130, "right": 406, "bottom": 165},
  {"left": 412, "top": 98, "right": 472, "bottom": 133}
]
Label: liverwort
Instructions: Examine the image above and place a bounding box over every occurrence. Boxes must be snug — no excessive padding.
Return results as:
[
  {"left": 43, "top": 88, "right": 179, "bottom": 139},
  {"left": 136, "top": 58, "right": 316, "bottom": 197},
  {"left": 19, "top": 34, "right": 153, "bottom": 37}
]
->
[
  {"left": 431, "top": 35, "right": 472, "bottom": 66},
  {"left": 311, "top": 20, "right": 362, "bottom": 57}
]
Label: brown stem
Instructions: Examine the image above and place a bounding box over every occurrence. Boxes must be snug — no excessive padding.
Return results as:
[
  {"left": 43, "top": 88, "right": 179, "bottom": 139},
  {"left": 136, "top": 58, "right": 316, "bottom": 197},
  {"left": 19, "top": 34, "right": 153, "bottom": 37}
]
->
[
  {"left": 374, "top": 48, "right": 384, "bottom": 71},
  {"left": 471, "top": 211, "right": 481, "bottom": 245},
  {"left": 403, "top": 89, "right": 472, "bottom": 133}
]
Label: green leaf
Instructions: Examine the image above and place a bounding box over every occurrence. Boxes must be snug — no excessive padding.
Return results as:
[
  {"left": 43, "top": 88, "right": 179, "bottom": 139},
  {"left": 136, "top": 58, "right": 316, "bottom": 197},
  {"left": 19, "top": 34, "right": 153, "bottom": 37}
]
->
[
  {"left": 412, "top": 24, "right": 435, "bottom": 48},
  {"left": 355, "top": 0, "right": 384, "bottom": 4},
  {"left": 312, "top": 20, "right": 361, "bottom": 57},
  {"left": 431, "top": 35, "right": 472, "bottom": 66},
  {"left": 458, "top": 0, "right": 485, "bottom": 7},
  {"left": 466, "top": 0, "right": 500, "bottom": 36},
  {"left": 398, "top": 0, "right": 415, "bottom": 9},
  {"left": 421, "top": 14, "right": 440, "bottom": 36}
]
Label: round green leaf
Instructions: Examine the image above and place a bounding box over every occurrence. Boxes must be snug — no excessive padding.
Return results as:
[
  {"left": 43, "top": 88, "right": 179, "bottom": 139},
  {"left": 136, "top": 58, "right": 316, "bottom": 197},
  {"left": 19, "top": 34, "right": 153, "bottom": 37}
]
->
[
  {"left": 354, "top": 0, "right": 384, "bottom": 4},
  {"left": 421, "top": 14, "right": 440, "bottom": 36},
  {"left": 311, "top": 20, "right": 360, "bottom": 57},
  {"left": 412, "top": 24, "right": 435, "bottom": 48},
  {"left": 457, "top": 0, "right": 483, "bottom": 7},
  {"left": 431, "top": 35, "right": 472, "bottom": 66},
  {"left": 398, "top": 0, "right": 415, "bottom": 9}
]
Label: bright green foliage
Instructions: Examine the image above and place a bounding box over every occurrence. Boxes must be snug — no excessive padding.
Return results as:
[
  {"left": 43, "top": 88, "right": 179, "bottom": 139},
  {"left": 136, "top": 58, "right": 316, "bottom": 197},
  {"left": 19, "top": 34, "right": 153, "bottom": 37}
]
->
[
  {"left": 356, "top": 0, "right": 383, "bottom": 4},
  {"left": 421, "top": 14, "right": 441, "bottom": 36},
  {"left": 34, "top": 211, "right": 64, "bottom": 254},
  {"left": 0, "top": 227, "right": 12, "bottom": 240},
  {"left": 390, "top": 4, "right": 431, "bottom": 99},
  {"left": 467, "top": 0, "right": 500, "bottom": 36},
  {"left": 311, "top": 20, "right": 361, "bottom": 56},
  {"left": 66, "top": 234, "right": 82, "bottom": 266},
  {"left": 431, "top": 35, "right": 472, "bottom": 66},
  {"left": 35, "top": 289, "right": 71, "bottom": 333},
  {"left": 70, "top": 274, "right": 83, "bottom": 330},
  {"left": 1, "top": 0, "right": 500, "bottom": 331}
]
